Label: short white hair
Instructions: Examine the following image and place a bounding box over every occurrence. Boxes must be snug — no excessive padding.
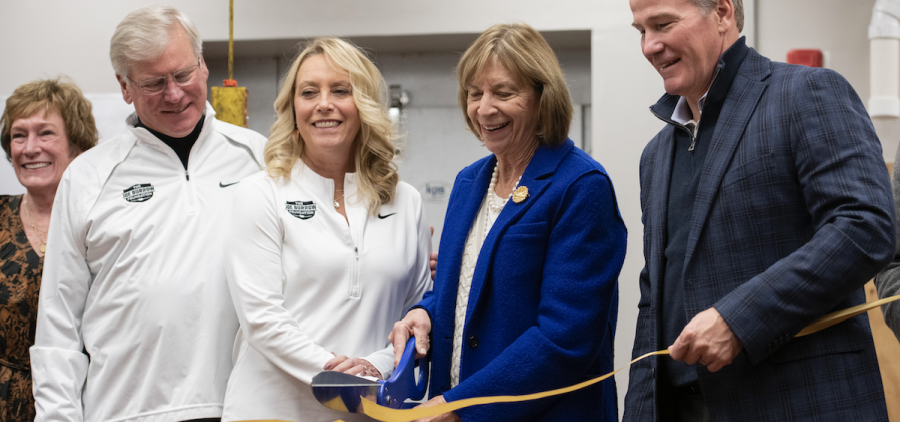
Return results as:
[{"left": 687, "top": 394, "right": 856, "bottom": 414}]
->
[{"left": 109, "top": 5, "right": 203, "bottom": 78}]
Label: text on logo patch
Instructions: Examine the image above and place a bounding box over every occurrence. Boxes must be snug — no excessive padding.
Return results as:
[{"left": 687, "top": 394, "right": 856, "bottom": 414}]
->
[
  {"left": 123, "top": 183, "right": 154, "bottom": 203},
  {"left": 286, "top": 200, "right": 316, "bottom": 219}
]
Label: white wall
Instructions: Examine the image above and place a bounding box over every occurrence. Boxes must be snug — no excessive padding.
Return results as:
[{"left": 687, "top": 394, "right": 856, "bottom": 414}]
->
[
  {"left": 3, "top": 0, "right": 894, "bottom": 419},
  {"left": 755, "top": 0, "right": 900, "bottom": 163}
]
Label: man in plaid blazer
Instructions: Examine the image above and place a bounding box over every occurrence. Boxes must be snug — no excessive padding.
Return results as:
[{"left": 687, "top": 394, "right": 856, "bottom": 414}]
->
[{"left": 624, "top": 0, "right": 895, "bottom": 420}]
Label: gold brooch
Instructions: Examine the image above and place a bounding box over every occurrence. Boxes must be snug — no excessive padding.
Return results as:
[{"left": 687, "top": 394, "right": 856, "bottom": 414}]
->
[{"left": 512, "top": 186, "right": 529, "bottom": 204}]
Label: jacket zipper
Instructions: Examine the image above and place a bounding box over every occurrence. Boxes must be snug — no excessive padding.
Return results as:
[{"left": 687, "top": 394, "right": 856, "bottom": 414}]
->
[{"left": 650, "top": 108, "right": 698, "bottom": 152}]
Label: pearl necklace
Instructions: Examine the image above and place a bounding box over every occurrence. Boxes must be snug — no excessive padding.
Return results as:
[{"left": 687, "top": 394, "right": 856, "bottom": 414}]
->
[{"left": 487, "top": 162, "right": 522, "bottom": 213}]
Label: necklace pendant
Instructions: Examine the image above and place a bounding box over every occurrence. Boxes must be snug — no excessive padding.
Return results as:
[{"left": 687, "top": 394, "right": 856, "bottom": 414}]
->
[
  {"left": 40, "top": 244, "right": 46, "bottom": 253},
  {"left": 334, "top": 200, "right": 340, "bottom": 209},
  {"left": 512, "top": 186, "right": 529, "bottom": 204}
]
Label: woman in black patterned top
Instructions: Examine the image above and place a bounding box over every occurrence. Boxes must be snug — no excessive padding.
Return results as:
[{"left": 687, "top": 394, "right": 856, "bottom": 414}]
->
[{"left": 0, "top": 77, "right": 97, "bottom": 421}]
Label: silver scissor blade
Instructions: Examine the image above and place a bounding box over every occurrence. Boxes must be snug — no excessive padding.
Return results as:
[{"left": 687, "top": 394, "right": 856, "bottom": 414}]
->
[{"left": 311, "top": 371, "right": 380, "bottom": 413}]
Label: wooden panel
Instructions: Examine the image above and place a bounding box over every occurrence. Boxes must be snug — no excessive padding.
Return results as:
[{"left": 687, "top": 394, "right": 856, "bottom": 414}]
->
[{"left": 866, "top": 280, "right": 900, "bottom": 420}]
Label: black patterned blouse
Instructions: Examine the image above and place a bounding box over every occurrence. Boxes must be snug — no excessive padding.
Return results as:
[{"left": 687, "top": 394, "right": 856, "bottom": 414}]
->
[{"left": 0, "top": 195, "right": 41, "bottom": 421}]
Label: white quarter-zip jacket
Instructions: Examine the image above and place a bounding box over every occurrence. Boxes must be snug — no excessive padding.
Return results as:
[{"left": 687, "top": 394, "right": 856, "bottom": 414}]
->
[
  {"left": 221, "top": 163, "right": 432, "bottom": 422},
  {"left": 31, "top": 104, "right": 266, "bottom": 422}
]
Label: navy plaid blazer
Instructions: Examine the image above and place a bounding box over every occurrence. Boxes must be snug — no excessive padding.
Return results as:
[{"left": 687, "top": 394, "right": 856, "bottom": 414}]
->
[{"left": 623, "top": 46, "right": 895, "bottom": 421}]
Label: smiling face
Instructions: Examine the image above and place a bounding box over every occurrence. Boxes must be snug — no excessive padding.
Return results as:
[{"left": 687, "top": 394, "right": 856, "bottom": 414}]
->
[
  {"left": 9, "top": 108, "right": 75, "bottom": 194},
  {"left": 465, "top": 58, "right": 540, "bottom": 158},
  {"left": 294, "top": 54, "right": 361, "bottom": 164},
  {"left": 631, "top": 0, "right": 733, "bottom": 105},
  {"left": 116, "top": 26, "right": 209, "bottom": 138}
]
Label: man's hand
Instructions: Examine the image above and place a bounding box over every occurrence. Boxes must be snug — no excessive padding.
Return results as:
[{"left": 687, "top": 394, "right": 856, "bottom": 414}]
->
[
  {"left": 388, "top": 308, "right": 432, "bottom": 367},
  {"left": 429, "top": 226, "right": 437, "bottom": 280},
  {"left": 413, "top": 395, "right": 460, "bottom": 422},
  {"left": 669, "top": 307, "right": 742, "bottom": 373},
  {"left": 430, "top": 252, "right": 438, "bottom": 280}
]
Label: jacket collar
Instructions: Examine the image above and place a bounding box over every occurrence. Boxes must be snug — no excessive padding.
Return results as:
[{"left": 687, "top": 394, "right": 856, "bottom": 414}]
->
[
  {"left": 649, "top": 37, "right": 750, "bottom": 125},
  {"left": 126, "top": 102, "right": 217, "bottom": 151}
]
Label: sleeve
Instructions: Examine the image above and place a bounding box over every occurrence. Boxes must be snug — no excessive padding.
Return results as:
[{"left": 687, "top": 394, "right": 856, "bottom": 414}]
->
[
  {"left": 623, "top": 146, "right": 660, "bottom": 422},
  {"left": 874, "top": 142, "right": 900, "bottom": 341},
  {"left": 225, "top": 179, "right": 334, "bottom": 385},
  {"left": 31, "top": 169, "right": 92, "bottom": 422},
  {"left": 443, "top": 171, "right": 628, "bottom": 421},
  {"left": 362, "top": 190, "right": 433, "bottom": 378},
  {"left": 714, "top": 68, "right": 896, "bottom": 363}
]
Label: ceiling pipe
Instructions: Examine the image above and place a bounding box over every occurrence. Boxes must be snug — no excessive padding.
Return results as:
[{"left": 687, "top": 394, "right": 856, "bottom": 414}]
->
[{"left": 870, "top": 0, "right": 900, "bottom": 118}]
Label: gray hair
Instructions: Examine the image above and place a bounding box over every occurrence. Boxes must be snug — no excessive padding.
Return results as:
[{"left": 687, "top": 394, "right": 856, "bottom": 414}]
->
[
  {"left": 692, "top": 0, "right": 744, "bottom": 32},
  {"left": 109, "top": 5, "right": 203, "bottom": 78}
]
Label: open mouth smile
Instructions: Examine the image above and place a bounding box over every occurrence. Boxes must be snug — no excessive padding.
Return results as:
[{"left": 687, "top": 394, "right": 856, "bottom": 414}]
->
[
  {"left": 163, "top": 104, "right": 190, "bottom": 114},
  {"left": 24, "top": 162, "right": 50, "bottom": 170},
  {"left": 314, "top": 120, "right": 342, "bottom": 128},
  {"left": 659, "top": 58, "right": 680, "bottom": 70},
  {"left": 483, "top": 122, "right": 510, "bottom": 132}
]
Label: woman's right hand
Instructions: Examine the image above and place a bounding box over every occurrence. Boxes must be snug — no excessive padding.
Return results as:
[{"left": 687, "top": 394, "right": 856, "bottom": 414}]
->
[{"left": 389, "top": 308, "right": 432, "bottom": 367}]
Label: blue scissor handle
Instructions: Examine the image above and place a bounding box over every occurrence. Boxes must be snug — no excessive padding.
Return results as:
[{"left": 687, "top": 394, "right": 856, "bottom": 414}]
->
[{"left": 378, "top": 337, "right": 429, "bottom": 409}]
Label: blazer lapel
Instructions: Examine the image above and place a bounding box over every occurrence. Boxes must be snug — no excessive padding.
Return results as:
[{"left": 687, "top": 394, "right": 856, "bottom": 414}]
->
[
  {"left": 465, "top": 141, "right": 573, "bottom": 323},
  {"left": 442, "top": 156, "right": 496, "bottom": 292},
  {"left": 683, "top": 51, "right": 771, "bottom": 269}
]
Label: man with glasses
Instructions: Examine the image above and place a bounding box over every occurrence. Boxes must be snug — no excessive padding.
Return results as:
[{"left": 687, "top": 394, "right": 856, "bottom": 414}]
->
[{"left": 31, "top": 6, "right": 265, "bottom": 422}]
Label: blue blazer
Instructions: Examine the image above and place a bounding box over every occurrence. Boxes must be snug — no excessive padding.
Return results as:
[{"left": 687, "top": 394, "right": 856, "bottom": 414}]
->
[
  {"left": 623, "top": 47, "right": 895, "bottom": 421},
  {"left": 416, "top": 139, "right": 627, "bottom": 421}
]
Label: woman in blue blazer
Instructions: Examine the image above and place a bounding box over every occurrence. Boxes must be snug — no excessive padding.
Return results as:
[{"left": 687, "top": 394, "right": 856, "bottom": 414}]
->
[{"left": 389, "top": 23, "right": 627, "bottom": 422}]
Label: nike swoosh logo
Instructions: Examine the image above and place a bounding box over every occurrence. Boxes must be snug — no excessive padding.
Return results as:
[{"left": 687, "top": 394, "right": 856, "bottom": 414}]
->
[
  {"left": 219, "top": 181, "right": 240, "bottom": 188},
  {"left": 377, "top": 213, "right": 397, "bottom": 219}
]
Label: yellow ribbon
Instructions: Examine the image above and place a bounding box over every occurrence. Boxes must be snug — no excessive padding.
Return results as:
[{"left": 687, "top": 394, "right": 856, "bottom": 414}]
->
[
  {"left": 796, "top": 294, "right": 900, "bottom": 337},
  {"left": 241, "top": 294, "right": 900, "bottom": 422},
  {"left": 360, "top": 350, "right": 670, "bottom": 421}
]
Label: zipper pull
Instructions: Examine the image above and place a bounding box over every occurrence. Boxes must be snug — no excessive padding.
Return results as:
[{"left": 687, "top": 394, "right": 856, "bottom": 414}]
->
[
  {"left": 686, "top": 122, "right": 697, "bottom": 152},
  {"left": 185, "top": 171, "right": 190, "bottom": 181}
]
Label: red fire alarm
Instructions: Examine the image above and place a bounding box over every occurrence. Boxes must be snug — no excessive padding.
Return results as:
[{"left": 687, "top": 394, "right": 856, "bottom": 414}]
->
[{"left": 787, "top": 49, "right": 823, "bottom": 68}]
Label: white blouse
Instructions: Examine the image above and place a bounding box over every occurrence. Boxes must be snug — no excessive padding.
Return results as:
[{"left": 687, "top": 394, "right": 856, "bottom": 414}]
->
[
  {"left": 221, "top": 162, "right": 432, "bottom": 422},
  {"left": 450, "top": 190, "right": 505, "bottom": 387}
]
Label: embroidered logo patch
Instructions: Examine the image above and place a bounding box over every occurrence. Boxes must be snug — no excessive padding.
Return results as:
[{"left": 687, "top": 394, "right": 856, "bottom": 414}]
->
[
  {"left": 123, "top": 183, "right": 154, "bottom": 202},
  {"left": 286, "top": 201, "right": 316, "bottom": 219}
]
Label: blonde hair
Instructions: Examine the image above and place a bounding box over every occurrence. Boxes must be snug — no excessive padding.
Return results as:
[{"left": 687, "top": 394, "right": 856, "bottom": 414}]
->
[
  {"left": 266, "top": 37, "right": 398, "bottom": 213},
  {"left": 1, "top": 76, "right": 98, "bottom": 162},
  {"left": 457, "top": 22, "right": 573, "bottom": 146}
]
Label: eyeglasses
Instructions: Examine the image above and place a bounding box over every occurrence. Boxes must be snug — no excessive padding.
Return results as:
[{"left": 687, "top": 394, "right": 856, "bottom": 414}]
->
[{"left": 127, "top": 57, "right": 201, "bottom": 95}]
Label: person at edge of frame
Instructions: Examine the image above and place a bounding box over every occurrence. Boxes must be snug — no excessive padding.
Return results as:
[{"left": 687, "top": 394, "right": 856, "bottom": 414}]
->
[{"left": 623, "top": 0, "right": 894, "bottom": 421}]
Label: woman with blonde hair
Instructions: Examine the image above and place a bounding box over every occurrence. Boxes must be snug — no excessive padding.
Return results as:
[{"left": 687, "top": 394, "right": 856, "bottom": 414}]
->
[{"left": 221, "top": 37, "right": 432, "bottom": 422}]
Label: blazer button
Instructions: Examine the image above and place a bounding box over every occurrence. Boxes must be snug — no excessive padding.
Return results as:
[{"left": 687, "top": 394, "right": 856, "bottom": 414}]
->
[{"left": 468, "top": 336, "right": 479, "bottom": 349}]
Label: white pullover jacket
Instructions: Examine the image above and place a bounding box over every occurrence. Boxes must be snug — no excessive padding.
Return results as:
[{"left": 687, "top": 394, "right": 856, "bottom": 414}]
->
[
  {"left": 31, "top": 104, "right": 266, "bottom": 422},
  {"left": 221, "top": 163, "right": 432, "bottom": 422}
]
